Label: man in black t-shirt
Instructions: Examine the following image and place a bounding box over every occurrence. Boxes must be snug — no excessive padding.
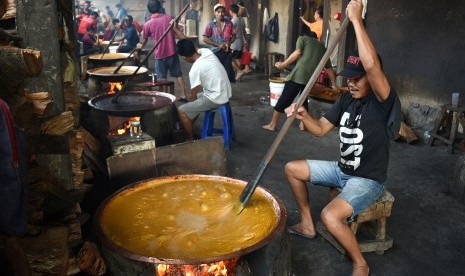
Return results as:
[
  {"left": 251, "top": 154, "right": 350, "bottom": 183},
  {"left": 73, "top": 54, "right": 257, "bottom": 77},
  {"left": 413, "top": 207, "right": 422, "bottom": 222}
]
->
[{"left": 282, "top": 1, "right": 400, "bottom": 276}]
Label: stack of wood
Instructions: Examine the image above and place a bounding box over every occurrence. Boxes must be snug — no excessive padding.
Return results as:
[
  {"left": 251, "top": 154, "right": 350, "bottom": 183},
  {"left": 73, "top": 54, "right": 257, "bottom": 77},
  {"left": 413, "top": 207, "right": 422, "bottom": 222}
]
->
[
  {"left": 0, "top": 0, "right": 15, "bottom": 20},
  {"left": 82, "top": 128, "right": 107, "bottom": 176}
]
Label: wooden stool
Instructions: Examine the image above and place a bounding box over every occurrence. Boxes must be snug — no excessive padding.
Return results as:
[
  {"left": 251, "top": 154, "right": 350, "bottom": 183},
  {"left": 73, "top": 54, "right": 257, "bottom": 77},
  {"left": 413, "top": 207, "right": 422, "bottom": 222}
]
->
[
  {"left": 428, "top": 104, "right": 465, "bottom": 153},
  {"left": 133, "top": 80, "right": 175, "bottom": 95},
  {"left": 266, "top": 52, "right": 284, "bottom": 76},
  {"left": 317, "top": 188, "right": 394, "bottom": 255}
]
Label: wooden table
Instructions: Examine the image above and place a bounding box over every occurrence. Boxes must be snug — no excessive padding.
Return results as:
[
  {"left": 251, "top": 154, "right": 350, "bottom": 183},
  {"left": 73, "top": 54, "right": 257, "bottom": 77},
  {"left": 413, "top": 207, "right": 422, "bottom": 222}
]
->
[
  {"left": 308, "top": 86, "right": 348, "bottom": 103},
  {"left": 133, "top": 80, "right": 175, "bottom": 94}
]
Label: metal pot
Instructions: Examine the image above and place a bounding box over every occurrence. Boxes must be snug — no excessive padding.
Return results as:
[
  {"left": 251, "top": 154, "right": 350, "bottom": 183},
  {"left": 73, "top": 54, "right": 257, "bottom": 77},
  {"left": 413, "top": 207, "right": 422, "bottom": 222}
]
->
[
  {"left": 95, "top": 175, "right": 286, "bottom": 266},
  {"left": 88, "top": 53, "right": 136, "bottom": 68},
  {"left": 87, "top": 66, "right": 148, "bottom": 83},
  {"left": 88, "top": 91, "right": 175, "bottom": 117}
]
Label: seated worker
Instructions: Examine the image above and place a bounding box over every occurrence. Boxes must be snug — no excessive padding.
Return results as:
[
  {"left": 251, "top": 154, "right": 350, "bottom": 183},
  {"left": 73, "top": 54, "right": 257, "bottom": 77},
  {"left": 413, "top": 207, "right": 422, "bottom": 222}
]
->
[
  {"left": 282, "top": 1, "right": 401, "bottom": 276},
  {"left": 102, "top": 18, "right": 119, "bottom": 41},
  {"left": 80, "top": 26, "right": 101, "bottom": 55},
  {"left": 116, "top": 16, "right": 140, "bottom": 54},
  {"left": 174, "top": 38, "right": 232, "bottom": 141}
]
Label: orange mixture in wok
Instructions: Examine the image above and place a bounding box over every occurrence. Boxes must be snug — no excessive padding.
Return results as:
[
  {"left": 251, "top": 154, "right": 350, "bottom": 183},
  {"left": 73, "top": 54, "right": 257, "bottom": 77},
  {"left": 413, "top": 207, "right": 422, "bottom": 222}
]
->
[{"left": 100, "top": 179, "right": 278, "bottom": 259}]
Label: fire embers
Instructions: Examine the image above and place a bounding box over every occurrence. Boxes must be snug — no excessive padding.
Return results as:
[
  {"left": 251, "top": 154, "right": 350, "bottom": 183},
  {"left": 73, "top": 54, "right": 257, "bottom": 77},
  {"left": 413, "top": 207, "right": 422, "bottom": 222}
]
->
[
  {"left": 108, "top": 116, "right": 140, "bottom": 136},
  {"left": 156, "top": 258, "right": 238, "bottom": 276},
  {"left": 107, "top": 82, "right": 123, "bottom": 94}
]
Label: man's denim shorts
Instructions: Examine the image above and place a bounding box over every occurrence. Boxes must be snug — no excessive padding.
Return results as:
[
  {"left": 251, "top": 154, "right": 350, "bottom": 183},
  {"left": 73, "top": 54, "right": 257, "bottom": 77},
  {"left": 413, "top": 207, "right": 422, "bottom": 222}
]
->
[{"left": 306, "top": 160, "right": 385, "bottom": 219}]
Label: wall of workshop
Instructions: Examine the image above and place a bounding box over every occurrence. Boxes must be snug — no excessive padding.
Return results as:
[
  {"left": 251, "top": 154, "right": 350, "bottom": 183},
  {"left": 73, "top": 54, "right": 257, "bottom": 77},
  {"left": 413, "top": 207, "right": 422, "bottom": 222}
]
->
[
  {"left": 265, "top": 1, "right": 292, "bottom": 56},
  {"left": 366, "top": 0, "right": 465, "bottom": 130}
]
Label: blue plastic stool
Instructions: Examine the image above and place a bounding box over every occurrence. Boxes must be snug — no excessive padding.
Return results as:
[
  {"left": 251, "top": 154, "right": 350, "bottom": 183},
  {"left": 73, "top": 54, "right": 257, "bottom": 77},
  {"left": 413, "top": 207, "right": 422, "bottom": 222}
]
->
[{"left": 201, "top": 103, "right": 235, "bottom": 150}]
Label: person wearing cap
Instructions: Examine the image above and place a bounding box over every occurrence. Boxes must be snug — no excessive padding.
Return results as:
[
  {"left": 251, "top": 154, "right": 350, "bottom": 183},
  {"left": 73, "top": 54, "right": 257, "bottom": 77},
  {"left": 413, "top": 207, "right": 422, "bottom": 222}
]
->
[
  {"left": 262, "top": 28, "right": 337, "bottom": 132},
  {"left": 283, "top": 1, "right": 401, "bottom": 276},
  {"left": 202, "top": 3, "right": 237, "bottom": 83}
]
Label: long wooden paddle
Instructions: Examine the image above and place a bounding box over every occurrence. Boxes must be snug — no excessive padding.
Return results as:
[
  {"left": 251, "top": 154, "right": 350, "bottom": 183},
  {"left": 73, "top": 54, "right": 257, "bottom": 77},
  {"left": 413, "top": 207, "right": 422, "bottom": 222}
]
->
[
  {"left": 100, "top": 26, "right": 121, "bottom": 59},
  {"left": 111, "top": 4, "right": 189, "bottom": 104},
  {"left": 235, "top": 16, "right": 351, "bottom": 214}
]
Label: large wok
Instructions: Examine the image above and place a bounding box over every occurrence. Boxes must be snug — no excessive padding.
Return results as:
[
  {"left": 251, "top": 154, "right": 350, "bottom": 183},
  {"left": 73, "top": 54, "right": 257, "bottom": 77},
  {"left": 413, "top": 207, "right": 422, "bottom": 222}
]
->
[
  {"left": 88, "top": 91, "right": 175, "bottom": 117},
  {"left": 88, "top": 53, "right": 135, "bottom": 68},
  {"left": 95, "top": 175, "right": 286, "bottom": 265},
  {"left": 87, "top": 65, "right": 148, "bottom": 83}
]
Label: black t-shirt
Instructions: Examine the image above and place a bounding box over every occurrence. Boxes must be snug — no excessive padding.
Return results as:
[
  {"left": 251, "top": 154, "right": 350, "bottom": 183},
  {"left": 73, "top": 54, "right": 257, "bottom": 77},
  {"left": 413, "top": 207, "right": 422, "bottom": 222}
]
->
[{"left": 324, "top": 89, "right": 399, "bottom": 183}]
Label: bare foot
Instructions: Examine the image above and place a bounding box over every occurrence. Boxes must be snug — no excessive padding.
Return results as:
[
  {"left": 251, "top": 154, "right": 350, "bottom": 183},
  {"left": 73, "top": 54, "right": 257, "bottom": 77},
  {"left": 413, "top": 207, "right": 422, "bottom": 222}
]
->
[
  {"left": 288, "top": 223, "right": 316, "bottom": 238},
  {"left": 235, "top": 70, "right": 244, "bottom": 81},
  {"left": 352, "top": 263, "right": 369, "bottom": 276},
  {"left": 262, "top": 124, "right": 276, "bottom": 131}
]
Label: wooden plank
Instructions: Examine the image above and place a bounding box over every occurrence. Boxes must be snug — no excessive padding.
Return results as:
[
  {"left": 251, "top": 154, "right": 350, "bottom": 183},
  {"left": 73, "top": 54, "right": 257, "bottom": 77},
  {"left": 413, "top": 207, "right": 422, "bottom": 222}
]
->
[
  {"left": 154, "top": 137, "right": 228, "bottom": 177},
  {"left": 34, "top": 135, "right": 74, "bottom": 190},
  {"left": 106, "top": 149, "right": 157, "bottom": 188}
]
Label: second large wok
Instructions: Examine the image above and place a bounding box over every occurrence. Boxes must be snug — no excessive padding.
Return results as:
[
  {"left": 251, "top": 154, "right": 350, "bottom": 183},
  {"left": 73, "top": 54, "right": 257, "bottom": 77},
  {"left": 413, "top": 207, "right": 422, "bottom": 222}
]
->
[{"left": 87, "top": 66, "right": 148, "bottom": 83}]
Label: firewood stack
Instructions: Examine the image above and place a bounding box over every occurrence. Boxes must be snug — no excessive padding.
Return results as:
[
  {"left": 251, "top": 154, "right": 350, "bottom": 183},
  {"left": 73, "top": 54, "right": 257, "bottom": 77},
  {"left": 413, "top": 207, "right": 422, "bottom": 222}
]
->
[{"left": 0, "top": 1, "right": 97, "bottom": 275}]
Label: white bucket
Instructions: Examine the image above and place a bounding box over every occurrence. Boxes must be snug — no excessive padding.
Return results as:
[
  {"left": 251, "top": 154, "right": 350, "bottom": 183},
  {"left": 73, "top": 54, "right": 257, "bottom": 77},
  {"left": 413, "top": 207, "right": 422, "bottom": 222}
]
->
[
  {"left": 269, "top": 77, "right": 286, "bottom": 107},
  {"left": 109, "top": 46, "right": 118, "bottom": 53}
]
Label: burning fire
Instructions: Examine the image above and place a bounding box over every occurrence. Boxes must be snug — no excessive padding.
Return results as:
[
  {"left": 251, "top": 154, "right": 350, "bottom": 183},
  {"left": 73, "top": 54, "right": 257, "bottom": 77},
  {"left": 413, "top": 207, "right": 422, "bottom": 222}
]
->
[
  {"left": 108, "top": 116, "right": 140, "bottom": 136},
  {"left": 108, "top": 82, "right": 123, "bottom": 94},
  {"left": 156, "top": 258, "right": 238, "bottom": 276}
]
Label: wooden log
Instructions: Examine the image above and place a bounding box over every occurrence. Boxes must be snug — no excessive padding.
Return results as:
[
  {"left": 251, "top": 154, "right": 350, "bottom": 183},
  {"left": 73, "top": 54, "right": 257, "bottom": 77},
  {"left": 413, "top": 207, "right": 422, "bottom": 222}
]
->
[
  {"left": 77, "top": 241, "right": 107, "bottom": 276},
  {"left": 40, "top": 111, "right": 74, "bottom": 136},
  {"left": 24, "top": 89, "right": 52, "bottom": 115},
  {"left": 17, "top": 226, "right": 70, "bottom": 276},
  {"left": 398, "top": 121, "right": 418, "bottom": 143},
  {"left": 0, "top": 45, "right": 42, "bottom": 77},
  {"left": 0, "top": 0, "right": 14, "bottom": 20}
]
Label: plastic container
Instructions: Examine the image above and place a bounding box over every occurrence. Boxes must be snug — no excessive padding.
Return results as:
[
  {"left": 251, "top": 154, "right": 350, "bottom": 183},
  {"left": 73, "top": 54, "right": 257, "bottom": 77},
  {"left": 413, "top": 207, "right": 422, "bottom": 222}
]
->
[
  {"left": 109, "top": 46, "right": 118, "bottom": 53},
  {"left": 269, "top": 77, "right": 286, "bottom": 107}
]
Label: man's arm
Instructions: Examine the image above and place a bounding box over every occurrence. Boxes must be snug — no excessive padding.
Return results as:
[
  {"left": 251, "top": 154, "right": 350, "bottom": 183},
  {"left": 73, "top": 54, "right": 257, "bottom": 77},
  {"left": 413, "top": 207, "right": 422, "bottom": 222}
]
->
[
  {"left": 285, "top": 103, "right": 335, "bottom": 137},
  {"left": 203, "top": 35, "right": 227, "bottom": 51},
  {"left": 300, "top": 16, "right": 312, "bottom": 30},
  {"left": 189, "top": 85, "right": 201, "bottom": 102},
  {"left": 275, "top": 48, "right": 302, "bottom": 70},
  {"left": 347, "top": 0, "right": 390, "bottom": 101}
]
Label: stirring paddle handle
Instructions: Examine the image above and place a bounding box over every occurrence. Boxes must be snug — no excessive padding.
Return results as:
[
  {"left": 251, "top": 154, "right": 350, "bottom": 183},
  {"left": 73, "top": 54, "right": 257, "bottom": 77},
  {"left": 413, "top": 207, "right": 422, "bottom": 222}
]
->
[
  {"left": 111, "top": 4, "right": 189, "bottom": 104},
  {"left": 100, "top": 26, "right": 121, "bottom": 59},
  {"left": 236, "top": 17, "right": 351, "bottom": 214}
]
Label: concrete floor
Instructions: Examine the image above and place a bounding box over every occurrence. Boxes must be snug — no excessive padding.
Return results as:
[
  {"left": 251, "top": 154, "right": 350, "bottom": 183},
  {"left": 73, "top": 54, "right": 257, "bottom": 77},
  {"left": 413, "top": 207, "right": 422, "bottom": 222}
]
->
[{"left": 166, "top": 57, "right": 465, "bottom": 275}]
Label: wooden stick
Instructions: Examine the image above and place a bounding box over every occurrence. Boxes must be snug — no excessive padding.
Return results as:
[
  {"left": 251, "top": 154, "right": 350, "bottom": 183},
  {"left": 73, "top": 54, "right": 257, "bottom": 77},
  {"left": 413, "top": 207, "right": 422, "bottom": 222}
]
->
[
  {"left": 100, "top": 26, "right": 121, "bottom": 59},
  {"left": 111, "top": 4, "right": 189, "bottom": 104},
  {"left": 236, "top": 17, "right": 351, "bottom": 213}
]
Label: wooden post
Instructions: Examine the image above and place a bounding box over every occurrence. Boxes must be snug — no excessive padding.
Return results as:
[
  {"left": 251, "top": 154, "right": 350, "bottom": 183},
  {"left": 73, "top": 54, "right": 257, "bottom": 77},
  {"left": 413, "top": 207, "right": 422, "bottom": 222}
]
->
[{"left": 15, "top": 0, "right": 64, "bottom": 115}]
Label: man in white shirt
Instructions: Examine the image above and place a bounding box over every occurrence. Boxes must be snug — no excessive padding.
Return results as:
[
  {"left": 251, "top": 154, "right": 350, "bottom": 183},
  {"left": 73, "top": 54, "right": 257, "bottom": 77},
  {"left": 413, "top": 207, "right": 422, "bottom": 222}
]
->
[{"left": 175, "top": 39, "right": 232, "bottom": 140}]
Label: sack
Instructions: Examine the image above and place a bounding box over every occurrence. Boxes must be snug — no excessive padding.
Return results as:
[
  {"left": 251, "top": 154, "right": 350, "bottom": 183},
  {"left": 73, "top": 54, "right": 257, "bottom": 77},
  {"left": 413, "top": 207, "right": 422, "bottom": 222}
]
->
[
  {"left": 266, "top": 12, "right": 279, "bottom": 42},
  {"left": 0, "top": 99, "right": 28, "bottom": 235}
]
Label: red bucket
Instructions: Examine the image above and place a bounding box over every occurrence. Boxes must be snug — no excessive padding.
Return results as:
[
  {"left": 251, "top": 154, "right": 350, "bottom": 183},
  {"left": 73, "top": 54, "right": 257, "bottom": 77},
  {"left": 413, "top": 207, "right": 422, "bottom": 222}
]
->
[{"left": 240, "top": 52, "right": 252, "bottom": 65}]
